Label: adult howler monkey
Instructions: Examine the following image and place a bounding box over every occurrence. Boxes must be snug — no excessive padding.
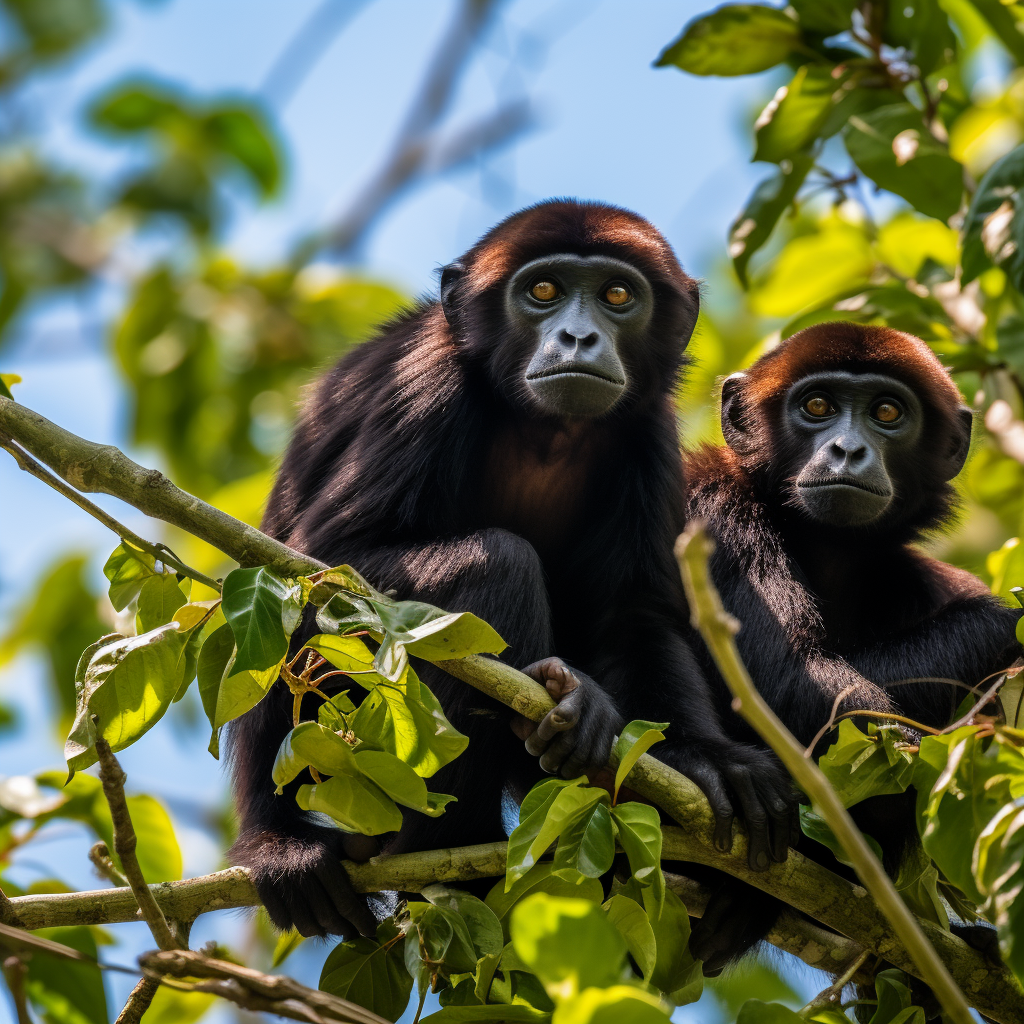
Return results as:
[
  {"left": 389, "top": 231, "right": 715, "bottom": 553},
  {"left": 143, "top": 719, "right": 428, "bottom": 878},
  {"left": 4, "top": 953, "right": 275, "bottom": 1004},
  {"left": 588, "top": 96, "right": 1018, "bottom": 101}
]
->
[
  {"left": 685, "top": 321, "right": 1021, "bottom": 970},
  {"left": 228, "top": 200, "right": 795, "bottom": 940}
]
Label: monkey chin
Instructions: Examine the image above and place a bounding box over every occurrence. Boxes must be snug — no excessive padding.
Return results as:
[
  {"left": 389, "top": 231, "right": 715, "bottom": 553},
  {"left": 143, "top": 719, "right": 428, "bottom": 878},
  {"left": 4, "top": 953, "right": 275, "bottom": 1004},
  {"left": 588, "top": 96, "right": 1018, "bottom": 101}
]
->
[
  {"left": 524, "top": 371, "right": 626, "bottom": 418},
  {"left": 795, "top": 479, "right": 893, "bottom": 528}
]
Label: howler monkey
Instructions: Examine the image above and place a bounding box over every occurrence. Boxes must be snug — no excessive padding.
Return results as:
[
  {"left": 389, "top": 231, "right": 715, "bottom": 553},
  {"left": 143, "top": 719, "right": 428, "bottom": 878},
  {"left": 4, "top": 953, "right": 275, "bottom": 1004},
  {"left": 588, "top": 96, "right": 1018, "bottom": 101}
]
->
[
  {"left": 685, "top": 321, "right": 1021, "bottom": 970},
  {"left": 228, "top": 200, "right": 795, "bottom": 939}
]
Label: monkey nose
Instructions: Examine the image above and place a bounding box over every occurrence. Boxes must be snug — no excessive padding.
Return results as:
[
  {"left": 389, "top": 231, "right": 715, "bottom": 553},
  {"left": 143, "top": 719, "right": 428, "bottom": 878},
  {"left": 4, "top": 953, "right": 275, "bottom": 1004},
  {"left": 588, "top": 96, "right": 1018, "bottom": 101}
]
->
[{"left": 559, "top": 328, "right": 599, "bottom": 349}]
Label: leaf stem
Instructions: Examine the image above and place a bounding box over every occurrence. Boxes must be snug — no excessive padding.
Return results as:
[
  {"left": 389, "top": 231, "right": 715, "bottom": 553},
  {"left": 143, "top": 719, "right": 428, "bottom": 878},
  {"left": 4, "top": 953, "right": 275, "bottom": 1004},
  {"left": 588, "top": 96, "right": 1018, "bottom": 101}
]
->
[{"left": 675, "top": 522, "right": 975, "bottom": 1024}]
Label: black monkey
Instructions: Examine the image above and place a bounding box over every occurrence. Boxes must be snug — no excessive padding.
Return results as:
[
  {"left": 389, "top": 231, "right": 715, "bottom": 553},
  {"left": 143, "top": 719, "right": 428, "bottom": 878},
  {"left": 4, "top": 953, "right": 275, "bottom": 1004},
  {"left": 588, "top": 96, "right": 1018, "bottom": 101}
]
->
[
  {"left": 684, "top": 321, "right": 1021, "bottom": 970},
  {"left": 228, "top": 200, "right": 795, "bottom": 939}
]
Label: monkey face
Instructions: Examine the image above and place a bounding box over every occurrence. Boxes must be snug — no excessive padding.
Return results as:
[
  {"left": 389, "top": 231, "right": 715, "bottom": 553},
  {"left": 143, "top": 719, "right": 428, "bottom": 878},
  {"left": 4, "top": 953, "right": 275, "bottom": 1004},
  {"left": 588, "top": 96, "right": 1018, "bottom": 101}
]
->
[
  {"left": 783, "top": 371, "right": 924, "bottom": 528},
  {"left": 503, "top": 254, "right": 655, "bottom": 418}
]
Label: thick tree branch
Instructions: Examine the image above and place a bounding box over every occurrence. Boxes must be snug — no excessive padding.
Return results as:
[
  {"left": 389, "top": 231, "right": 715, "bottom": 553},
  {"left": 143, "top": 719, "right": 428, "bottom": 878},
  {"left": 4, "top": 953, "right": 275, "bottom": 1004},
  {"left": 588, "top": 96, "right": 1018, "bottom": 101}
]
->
[
  {"left": 676, "top": 523, "right": 974, "bottom": 1024},
  {"left": 2, "top": 400, "right": 1023, "bottom": 1022}
]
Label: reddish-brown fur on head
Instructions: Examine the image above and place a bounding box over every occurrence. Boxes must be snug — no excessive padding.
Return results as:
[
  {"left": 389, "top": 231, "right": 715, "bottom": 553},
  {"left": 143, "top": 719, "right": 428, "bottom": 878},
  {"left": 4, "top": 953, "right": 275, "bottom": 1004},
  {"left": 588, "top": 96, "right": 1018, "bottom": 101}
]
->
[
  {"left": 725, "top": 321, "right": 971, "bottom": 537},
  {"left": 442, "top": 199, "right": 701, "bottom": 413}
]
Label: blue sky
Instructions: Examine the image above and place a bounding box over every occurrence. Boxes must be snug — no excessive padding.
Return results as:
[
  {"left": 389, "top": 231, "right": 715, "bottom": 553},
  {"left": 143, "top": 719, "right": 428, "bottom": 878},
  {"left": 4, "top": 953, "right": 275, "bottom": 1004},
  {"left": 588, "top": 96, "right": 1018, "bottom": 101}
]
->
[{"left": 0, "top": 2, "right": 825, "bottom": 1020}]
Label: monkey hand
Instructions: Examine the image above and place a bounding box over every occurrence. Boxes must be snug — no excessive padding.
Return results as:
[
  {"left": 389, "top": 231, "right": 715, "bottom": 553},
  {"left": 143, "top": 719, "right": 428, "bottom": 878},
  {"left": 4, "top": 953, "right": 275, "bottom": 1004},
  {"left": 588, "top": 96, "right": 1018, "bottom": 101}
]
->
[
  {"left": 514, "top": 657, "right": 624, "bottom": 778},
  {"left": 229, "top": 826, "right": 378, "bottom": 939},
  {"left": 672, "top": 743, "right": 798, "bottom": 873}
]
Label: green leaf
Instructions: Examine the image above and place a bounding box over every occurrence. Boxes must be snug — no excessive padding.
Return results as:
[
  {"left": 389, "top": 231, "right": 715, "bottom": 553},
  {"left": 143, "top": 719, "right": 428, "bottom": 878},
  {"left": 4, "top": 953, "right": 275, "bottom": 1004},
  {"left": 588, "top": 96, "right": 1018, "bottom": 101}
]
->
[
  {"left": 789, "top": 0, "right": 856, "bottom": 34},
  {"left": 273, "top": 721, "right": 359, "bottom": 787},
  {"left": 817, "top": 719, "right": 916, "bottom": 808},
  {"left": 966, "top": 0, "right": 1024, "bottom": 64},
  {"left": 65, "top": 624, "right": 189, "bottom": 771},
  {"left": 612, "top": 721, "right": 667, "bottom": 802},
  {"left": 736, "top": 1000, "right": 804, "bottom": 1024},
  {"left": 800, "top": 806, "right": 884, "bottom": 867},
  {"left": 203, "top": 107, "right": 282, "bottom": 198},
  {"left": 90, "top": 84, "right": 181, "bottom": 133},
  {"left": 135, "top": 572, "right": 188, "bottom": 634},
  {"left": 423, "top": 885, "right": 504, "bottom": 957},
  {"left": 5, "top": 0, "right": 105, "bottom": 59},
  {"left": 355, "top": 749, "right": 455, "bottom": 816},
  {"left": 221, "top": 565, "right": 302, "bottom": 673},
  {"left": 510, "top": 894, "right": 626, "bottom": 996},
  {"left": 0, "top": 372, "right": 21, "bottom": 400},
  {"left": 656, "top": 5, "right": 803, "bottom": 77},
  {"left": 603, "top": 893, "right": 656, "bottom": 981},
  {"left": 319, "top": 926, "right": 413, "bottom": 1023},
  {"left": 647, "top": 888, "right": 701, "bottom": 1006},
  {"left": 271, "top": 928, "right": 304, "bottom": 967},
  {"left": 349, "top": 666, "right": 468, "bottom": 777},
  {"left": 843, "top": 104, "right": 963, "bottom": 221},
  {"left": 24, "top": 926, "right": 107, "bottom": 1024},
  {"left": 103, "top": 541, "right": 159, "bottom": 612},
  {"left": 554, "top": 800, "right": 615, "bottom": 878},
  {"left": 961, "top": 143, "right": 1024, "bottom": 290},
  {"left": 406, "top": 900, "right": 479, "bottom": 979},
  {"left": 486, "top": 863, "right": 604, "bottom": 940},
  {"left": 729, "top": 155, "right": 814, "bottom": 287},
  {"left": 974, "top": 798, "right": 1024, "bottom": 983},
  {"left": 296, "top": 774, "right": 403, "bottom": 835},
  {"left": 421, "top": 1007, "right": 551, "bottom": 1023},
  {"left": 123, "top": 793, "right": 182, "bottom": 882},
  {"left": 610, "top": 802, "right": 665, "bottom": 919},
  {"left": 754, "top": 65, "right": 842, "bottom": 164},
  {"left": 553, "top": 986, "right": 672, "bottom": 1023},
  {"left": 914, "top": 727, "right": 1024, "bottom": 903},
  {"left": 306, "top": 633, "right": 375, "bottom": 673},
  {"left": 506, "top": 780, "right": 607, "bottom": 888}
]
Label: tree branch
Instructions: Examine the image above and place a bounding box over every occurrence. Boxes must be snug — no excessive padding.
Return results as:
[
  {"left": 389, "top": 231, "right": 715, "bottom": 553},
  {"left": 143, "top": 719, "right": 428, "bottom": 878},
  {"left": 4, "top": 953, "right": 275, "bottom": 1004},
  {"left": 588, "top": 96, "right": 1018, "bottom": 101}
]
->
[
  {"left": 0, "top": 432, "right": 221, "bottom": 591},
  {"left": 96, "top": 738, "right": 178, "bottom": 952},
  {"left": 676, "top": 522, "right": 974, "bottom": 1024},
  {"left": 140, "top": 948, "right": 390, "bottom": 1024},
  {"left": 2, "top": 399, "right": 1023, "bottom": 1023}
]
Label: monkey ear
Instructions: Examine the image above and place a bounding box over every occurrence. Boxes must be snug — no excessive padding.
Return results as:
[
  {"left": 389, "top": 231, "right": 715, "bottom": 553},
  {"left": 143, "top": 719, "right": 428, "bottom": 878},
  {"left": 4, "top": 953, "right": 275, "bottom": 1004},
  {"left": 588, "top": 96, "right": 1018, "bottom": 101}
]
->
[
  {"left": 943, "top": 405, "right": 974, "bottom": 480},
  {"left": 720, "top": 372, "right": 752, "bottom": 452},
  {"left": 440, "top": 261, "right": 466, "bottom": 326}
]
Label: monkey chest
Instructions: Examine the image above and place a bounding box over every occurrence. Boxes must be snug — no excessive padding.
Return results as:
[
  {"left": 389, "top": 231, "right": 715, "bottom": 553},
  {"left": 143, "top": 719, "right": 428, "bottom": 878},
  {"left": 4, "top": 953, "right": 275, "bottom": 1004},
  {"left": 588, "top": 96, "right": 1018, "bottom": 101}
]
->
[{"left": 478, "top": 429, "right": 598, "bottom": 555}]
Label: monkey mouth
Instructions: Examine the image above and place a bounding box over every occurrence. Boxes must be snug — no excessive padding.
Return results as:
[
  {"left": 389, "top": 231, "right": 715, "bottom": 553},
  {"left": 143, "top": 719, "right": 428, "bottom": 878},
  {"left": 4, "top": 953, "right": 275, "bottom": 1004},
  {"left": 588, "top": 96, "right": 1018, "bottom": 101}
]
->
[
  {"left": 797, "top": 476, "right": 892, "bottom": 498},
  {"left": 526, "top": 365, "right": 625, "bottom": 386}
]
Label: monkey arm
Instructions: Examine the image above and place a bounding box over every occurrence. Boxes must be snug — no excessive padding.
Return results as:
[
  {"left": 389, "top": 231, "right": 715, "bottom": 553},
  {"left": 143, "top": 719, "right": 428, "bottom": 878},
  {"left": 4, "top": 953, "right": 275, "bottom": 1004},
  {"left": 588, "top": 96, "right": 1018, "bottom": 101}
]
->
[{"left": 843, "top": 596, "right": 1022, "bottom": 728}]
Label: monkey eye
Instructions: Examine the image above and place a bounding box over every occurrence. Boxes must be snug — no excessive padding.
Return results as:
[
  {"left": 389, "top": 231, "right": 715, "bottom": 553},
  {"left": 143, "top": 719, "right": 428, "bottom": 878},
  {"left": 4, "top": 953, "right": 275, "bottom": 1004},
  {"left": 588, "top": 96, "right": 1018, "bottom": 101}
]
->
[
  {"left": 604, "top": 283, "right": 632, "bottom": 306},
  {"left": 803, "top": 395, "right": 834, "bottom": 418},
  {"left": 872, "top": 401, "right": 903, "bottom": 423},
  {"left": 530, "top": 280, "right": 560, "bottom": 302}
]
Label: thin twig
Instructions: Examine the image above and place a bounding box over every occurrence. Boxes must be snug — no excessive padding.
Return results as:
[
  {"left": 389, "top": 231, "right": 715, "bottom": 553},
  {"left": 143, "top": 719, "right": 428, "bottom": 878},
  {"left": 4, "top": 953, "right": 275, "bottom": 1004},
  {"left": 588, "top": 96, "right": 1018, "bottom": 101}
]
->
[
  {"left": 115, "top": 979, "right": 160, "bottom": 1024},
  {"left": 140, "top": 948, "right": 390, "bottom": 1024},
  {"left": 0, "top": 432, "right": 221, "bottom": 591},
  {"left": 95, "top": 738, "right": 178, "bottom": 952},
  {"left": 1, "top": 956, "right": 30, "bottom": 1024},
  {"left": 799, "top": 949, "right": 873, "bottom": 1018},
  {"left": 676, "top": 522, "right": 975, "bottom": 1024},
  {"left": 89, "top": 841, "right": 129, "bottom": 888},
  {"left": 805, "top": 684, "right": 859, "bottom": 756}
]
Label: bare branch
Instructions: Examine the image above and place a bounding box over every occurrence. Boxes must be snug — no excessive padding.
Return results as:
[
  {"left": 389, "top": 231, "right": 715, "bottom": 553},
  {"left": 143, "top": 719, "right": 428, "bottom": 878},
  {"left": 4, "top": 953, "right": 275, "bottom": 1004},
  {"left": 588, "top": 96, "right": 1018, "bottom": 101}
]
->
[
  {"left": 115, "top": 979, "right": 160, "bottom": 1024},
  {"left": 1, "top": 956, "right": 30, "bottom": 1024},
  {"left": 141, "top": 948, "right": 390, "bottom": 1024},
  {"left": 95, "top": 738, "right": 178, "bottom": 952},
  {"left": 89, "top": 841, "right": 129, "bottom": 888}
]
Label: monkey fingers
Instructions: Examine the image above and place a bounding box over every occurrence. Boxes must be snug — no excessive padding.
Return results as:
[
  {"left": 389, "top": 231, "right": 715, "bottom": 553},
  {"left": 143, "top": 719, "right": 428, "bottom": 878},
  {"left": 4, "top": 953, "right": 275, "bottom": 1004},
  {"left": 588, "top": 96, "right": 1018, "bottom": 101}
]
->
[
  {"left": 684, "top": 762, "right": 736, "bottom": 854},
  {"left": 722, "top": 762, "right": 791, "bottom": 872}
]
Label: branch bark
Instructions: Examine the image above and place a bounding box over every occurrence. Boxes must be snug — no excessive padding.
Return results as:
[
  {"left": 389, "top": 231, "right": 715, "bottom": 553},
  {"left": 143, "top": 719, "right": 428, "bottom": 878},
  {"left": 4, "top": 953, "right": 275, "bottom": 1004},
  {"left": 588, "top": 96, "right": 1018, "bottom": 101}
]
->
[{"left": 2, "top": 399, "right": 1023, "bottom": 1023}]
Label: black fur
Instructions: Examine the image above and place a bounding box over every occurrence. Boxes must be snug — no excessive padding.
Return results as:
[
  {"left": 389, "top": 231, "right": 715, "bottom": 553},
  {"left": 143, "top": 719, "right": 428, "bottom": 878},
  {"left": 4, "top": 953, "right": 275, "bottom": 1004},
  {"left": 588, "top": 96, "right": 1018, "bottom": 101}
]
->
[
  {"left": 227, "top": 200, "right": 793, "bottom": 938},
  {"left": 685, "top": 323, "right": 1021, "bottom": 971}
]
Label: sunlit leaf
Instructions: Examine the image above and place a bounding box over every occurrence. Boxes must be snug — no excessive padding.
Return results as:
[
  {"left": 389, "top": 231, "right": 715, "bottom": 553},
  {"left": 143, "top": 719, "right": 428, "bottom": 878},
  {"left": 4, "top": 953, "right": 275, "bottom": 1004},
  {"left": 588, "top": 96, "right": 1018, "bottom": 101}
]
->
[
  {"left": 656, "top": 5, "right": 803, "bottom": 76},
  {"left": 612, "top": 721, "right": 667, "bottom": 802},
  {"left": 24, "top": 926, "right": 107, "bottom": 1024},
  {"left": 610, "top": 802, "right": 665, "bottom": 919},
  {"left": 296, "top": 774, "right": 403, "bottom": 835},
  {"left": 844, "top": 104, "right": 963, "bottom": 221},
  {"left": 486, "top": 863, "right": 604, "bottom": 941},
  {"left": 319, "top": 921, "right": 412, "bottom": 1023},
  {"left": 271, "top": 928, "right": 303, "bottom": 967},
  {"left": 135, "top": 572, "right": 188, "bottom": 633},
  {"left": 815, "top": 719, "right": 916, "bottom": 808},
  {"left": 603, "top": 893, "right": 656, "bottom": 981},
  {"left": 553, "top": 986, "right": 672, "bottom": 1024},
  {"left": 103, "top": 541, "right": 159, "bottom": 612},
  {"left": 754, "top": 65, "right": 842, "bottom": 164}
]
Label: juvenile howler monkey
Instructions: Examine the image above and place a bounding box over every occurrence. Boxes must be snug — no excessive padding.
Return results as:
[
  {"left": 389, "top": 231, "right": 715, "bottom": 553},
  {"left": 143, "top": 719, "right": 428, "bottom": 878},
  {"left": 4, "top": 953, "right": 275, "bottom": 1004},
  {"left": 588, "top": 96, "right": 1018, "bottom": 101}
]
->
[
  {"left": 685, "top": 321, "right": 1021, "bottom": 970},
  {"left": 228, "top": 200, "right": 796, "bottom": 940}
]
